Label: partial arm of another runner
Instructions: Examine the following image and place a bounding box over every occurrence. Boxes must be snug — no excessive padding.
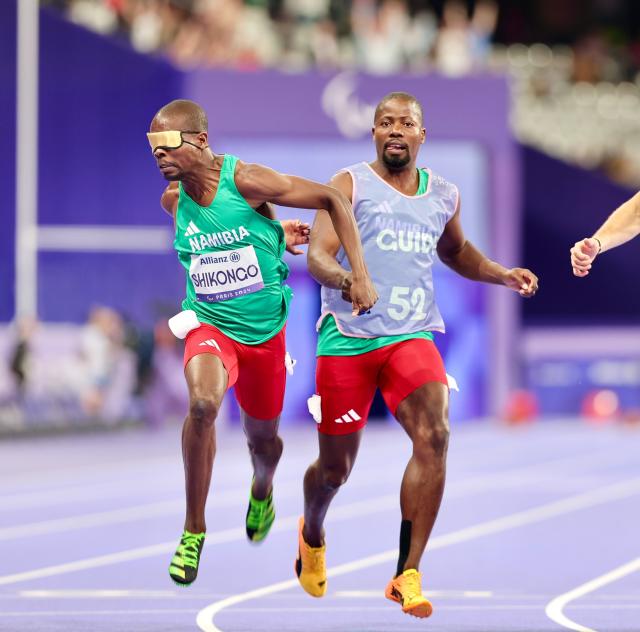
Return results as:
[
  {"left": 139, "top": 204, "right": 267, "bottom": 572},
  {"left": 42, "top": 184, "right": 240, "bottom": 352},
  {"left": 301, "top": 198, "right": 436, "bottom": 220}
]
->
[
  {"left": 307, "top": 172, "right": 360, "bottom": 304},
  {"left": 437, "top": 195, "right": 538, "bottom": 297},
  {"left": 236, "top": 163, "right": 377, "bottom": 313},
  {"left": 570, "top": 191, "right": 640, "bottom": 277}
]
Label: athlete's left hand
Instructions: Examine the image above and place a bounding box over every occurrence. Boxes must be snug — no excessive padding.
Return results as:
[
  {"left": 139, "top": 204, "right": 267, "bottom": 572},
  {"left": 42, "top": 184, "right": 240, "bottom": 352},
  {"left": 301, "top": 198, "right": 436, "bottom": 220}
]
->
[
  {"left": 503, "top": 268, "right": 538, "bottom": 297},
  {"left": 281, "top": 219, "right": 311, "bottom": 255}
]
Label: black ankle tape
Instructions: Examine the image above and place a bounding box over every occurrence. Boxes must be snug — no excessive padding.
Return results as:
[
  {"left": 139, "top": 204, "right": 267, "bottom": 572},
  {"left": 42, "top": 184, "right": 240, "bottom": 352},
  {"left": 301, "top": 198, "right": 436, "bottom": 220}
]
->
[{"left": 396, "top": 520, "right": 412, "bottom": 577}]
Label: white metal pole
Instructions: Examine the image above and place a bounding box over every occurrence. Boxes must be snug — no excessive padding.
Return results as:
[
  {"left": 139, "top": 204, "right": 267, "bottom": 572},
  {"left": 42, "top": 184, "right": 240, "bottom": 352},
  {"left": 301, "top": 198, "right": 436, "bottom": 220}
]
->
[{"left": 15, "top": 0, "right": 40, "bottom": 318}]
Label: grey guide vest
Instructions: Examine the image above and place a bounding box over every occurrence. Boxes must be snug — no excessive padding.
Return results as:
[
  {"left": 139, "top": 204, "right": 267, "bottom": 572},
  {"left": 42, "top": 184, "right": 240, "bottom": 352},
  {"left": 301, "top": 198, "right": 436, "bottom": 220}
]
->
[{"left": 319, "top": 162, "right": 458, "bottom": 337}]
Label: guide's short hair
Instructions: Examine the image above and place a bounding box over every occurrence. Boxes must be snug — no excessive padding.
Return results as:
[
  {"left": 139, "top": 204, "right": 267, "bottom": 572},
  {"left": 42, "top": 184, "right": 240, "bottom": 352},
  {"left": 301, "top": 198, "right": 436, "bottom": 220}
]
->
[{"left": 374, "top": 92, "right": 424, "bottom": 125}]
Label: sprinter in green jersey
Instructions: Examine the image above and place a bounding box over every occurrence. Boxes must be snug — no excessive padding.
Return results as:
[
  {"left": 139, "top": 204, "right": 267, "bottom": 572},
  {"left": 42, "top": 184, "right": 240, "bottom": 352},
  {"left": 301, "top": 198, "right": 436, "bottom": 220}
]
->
[{"left": 147, "top": 99, "right": 377, "bottom": 586}]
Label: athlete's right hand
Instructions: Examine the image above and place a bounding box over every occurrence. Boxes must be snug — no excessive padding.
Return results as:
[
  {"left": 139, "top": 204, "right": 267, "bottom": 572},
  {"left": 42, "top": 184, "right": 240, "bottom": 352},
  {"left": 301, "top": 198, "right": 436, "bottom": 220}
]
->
[
  {"left": 340, "top": 274, "right": 353, "bottom": 304},
  {"left": 347, "top": 274, "right": 378, "bottom": 316},
  {"left": 570, "top": 238, "right": 600, "bottom": 277}
]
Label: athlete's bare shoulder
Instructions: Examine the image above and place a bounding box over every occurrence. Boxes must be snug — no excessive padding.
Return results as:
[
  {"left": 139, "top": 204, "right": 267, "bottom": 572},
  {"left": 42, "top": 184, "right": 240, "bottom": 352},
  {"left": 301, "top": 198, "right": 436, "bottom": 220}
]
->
[
  {"left": 233, "top": 159, "right": 279, "bottom": 189},
  {"left": 161, "top": 181, "right": 179, "bottom": 217},
  {"left": 232, "top": 159, "right": 269, "bottom": 208},
  {"left": 233, "top": 159, "right": 290, "bottom": 207},
  {"left": 329, "top": 170, "right": 353, "bottom": 203},
  {"left": 233, "top": 159, "right": 265, "bottom": 181}
]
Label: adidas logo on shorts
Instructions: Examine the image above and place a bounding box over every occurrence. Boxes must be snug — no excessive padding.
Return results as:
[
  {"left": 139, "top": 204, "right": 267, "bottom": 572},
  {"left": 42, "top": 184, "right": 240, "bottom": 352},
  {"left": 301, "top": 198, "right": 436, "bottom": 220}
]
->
[
  {"left": 334, "top": 409, "right": 361, "bottom": 424},
  {"left": 198, "top": 338, "right": 220, "bottom": 351}
]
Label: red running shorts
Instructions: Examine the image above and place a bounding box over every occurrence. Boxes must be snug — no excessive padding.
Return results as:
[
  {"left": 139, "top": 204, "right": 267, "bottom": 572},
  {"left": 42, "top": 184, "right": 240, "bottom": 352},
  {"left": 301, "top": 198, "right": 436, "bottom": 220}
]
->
[
  {"left": 184, "top": 323, "right": 286, "bottom": 421},
  {"left": 315, "top": 338, "right": 447, "bottom": 436}
]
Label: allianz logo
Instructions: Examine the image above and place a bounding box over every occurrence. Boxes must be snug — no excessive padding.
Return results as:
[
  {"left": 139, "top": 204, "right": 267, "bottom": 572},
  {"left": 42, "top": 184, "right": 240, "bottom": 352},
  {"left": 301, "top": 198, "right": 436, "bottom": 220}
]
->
[{"left": 322, "top": 73, "right": 375, "bottom": 139}]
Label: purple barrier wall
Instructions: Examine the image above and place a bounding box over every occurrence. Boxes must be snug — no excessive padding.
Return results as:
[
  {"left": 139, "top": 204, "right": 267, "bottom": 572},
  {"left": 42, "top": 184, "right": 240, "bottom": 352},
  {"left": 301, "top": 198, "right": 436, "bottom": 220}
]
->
[
  {"left": 35, "top": 9, "right": 186, "bottom": 324},
  {"left": 0, "top": 0, "right": 17, "bottom": 321},
  {"left": 38, "top": 9, "right": 185, "bottom": 228},
  {"left": 186, "top": 70, "right": 511, "bottom": 146}
]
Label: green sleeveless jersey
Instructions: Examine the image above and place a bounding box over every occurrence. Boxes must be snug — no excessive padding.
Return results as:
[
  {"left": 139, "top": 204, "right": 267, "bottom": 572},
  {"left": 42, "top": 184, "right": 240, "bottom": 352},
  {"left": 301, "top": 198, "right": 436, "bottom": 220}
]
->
[{"left": 173, "top": 154, "right": 292, "bottom": 344}]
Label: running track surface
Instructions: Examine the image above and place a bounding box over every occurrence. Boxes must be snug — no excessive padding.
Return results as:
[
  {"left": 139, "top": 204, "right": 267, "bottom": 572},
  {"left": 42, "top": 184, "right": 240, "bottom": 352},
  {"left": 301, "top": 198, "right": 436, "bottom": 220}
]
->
[{"left": 0, "top": 419, "right": 638, "bottom": 632}]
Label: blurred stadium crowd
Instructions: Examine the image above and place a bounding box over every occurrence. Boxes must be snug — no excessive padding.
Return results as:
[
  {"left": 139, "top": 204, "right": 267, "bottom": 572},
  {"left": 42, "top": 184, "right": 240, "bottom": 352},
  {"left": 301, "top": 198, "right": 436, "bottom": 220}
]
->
[
  {"left": 45, "top": 0, "right": 497, "bottom": 73},
  {"left": 0, "top": 309, "right": 187, "bottom": 432},
  {"left": 43, "top": 0, "right": 640, "bottom": 187},
  {"left": 40, "top": 1, "right": 639, "bottom": 79}
]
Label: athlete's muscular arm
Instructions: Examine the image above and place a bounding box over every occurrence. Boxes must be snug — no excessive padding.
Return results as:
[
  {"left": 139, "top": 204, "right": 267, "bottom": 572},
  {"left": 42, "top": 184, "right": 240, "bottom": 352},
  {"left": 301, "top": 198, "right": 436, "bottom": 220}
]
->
[
  {"left": 307, "top": 172, "right": 356, "bottom": 300},
  {"left": 235, "top": 162, "right": 377, "bottom": 313},
  {"left": 570, "top": 191, "right": 640, "bottom": 277},
  {"left": 438, "top": 196, "right": 539, "bottom": 297},
  {"left": 161, "top": 182, "right": 179, "bottom": 217}
]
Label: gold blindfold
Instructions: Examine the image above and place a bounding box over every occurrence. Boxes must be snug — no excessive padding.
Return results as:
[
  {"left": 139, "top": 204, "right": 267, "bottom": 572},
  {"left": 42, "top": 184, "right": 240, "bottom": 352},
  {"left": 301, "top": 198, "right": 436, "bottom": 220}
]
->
[{"left": 147, "top": 130, "right": 202, "bottom": 152}]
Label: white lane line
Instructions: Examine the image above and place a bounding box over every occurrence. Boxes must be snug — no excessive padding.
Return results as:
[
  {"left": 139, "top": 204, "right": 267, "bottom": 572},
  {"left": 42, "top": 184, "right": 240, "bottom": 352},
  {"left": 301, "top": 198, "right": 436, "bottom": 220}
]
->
[
  {"left": 0, "top": 492, "right": 401, "bottom": 587},
  {"left": 0, "top": 542, "right": 176, "bottom": 587},
  {"left": 0, "top": 449, "right": 615, "bottom": 538},
  {"left": 0, "top": 500, "right": 183, "bottom": 541},
  {"left": 17, "top": 589, "right": 640, "bottom": 607},
  {"left": 2, "top": 603, "right": 640, "bottom": 618},
  {"left": 0, "top": 457, "right": 180, "bottom": 500},
  {"left": 0, "top": 444, "right": 325, "bottom": 502},
  {"left": 0, "top": 443, "right": 611, "bottom": 508},
  {"left": 20, "top": 590, "right": 183, "bottom": 598},
  {"left": 0, "top": 477, "right": 300, "bottom": 541},
  {"left": 7, "top": 591, "right": 316, "bottom": 602},
  {"left": 0, "top": 606, "right": 542, "bottom": 617},
  {"left": 2, "top": 471, "right": 375, "bottom": 540},
  {"left": 545, "top": 557, "right": 640, "bottom": 632},
  {"left": 0, "top": 484, "right": 157, "bottom": 513},
  {"left": 0, "top": 450, "right": 626, "bottom": 582},
  {"left": 5, "top": 604, "right": 640, "bottom": 618},
  {"left": 223, "top": 604, "right": 640, "bottom": 613},
  {"left": 335, "top": 590, "right": 493, "bottom": 598},
  {"left": 0, "top": 439, "right": 371, "bottom": 499},
  {"left": 0, "top": 476, "right": 559, "bottom": 541},
  {"left": 196, "top": 476, "right": 640, "bottom": 632},
  {"left": 1, "top": 609, "right": 197, "bottom": 617}
]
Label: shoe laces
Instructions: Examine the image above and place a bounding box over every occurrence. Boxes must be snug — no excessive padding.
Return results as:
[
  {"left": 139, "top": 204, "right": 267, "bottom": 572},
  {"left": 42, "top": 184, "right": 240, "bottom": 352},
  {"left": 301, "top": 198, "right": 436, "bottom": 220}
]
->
[
  {"left": 179, "top": 533, "right": 204, "bottom": 568},
  {"left": 248, "top": 492, "right": 272, "bottom": 522},
  {"left": 249, "top": 500, "right": 267, "bottom": 520},
  {"left": 306, "top": 545, "right": 326, "bottom": 574},
  {"left": 399, "top": 570, "right": 422, "bottom": 600}
]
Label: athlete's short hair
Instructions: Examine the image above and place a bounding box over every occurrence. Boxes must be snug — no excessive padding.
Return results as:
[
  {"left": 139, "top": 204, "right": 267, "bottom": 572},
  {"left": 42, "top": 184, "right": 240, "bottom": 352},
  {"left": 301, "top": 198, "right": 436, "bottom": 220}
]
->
[
  {"left": 374, "top": 92, "right": 424, "bottom": 125},
  {"left": 154, "top": 99, "right": 208, "bottom": 132}
]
